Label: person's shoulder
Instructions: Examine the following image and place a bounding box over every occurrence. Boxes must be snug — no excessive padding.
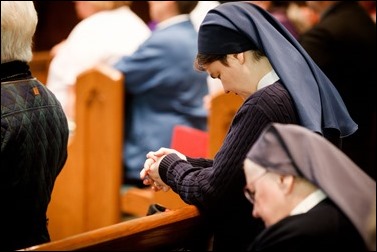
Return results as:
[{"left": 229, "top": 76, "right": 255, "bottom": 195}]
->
[
  {"left": 322, "top": 2, "right": 371, "bottom": 26},
  {"left": 67, "top": 14, "right": 101, "bottom": 35},
  {"left": 74, "top": 9, "right": 122, "bottom": 28},
  {"left": 152, "top": 22, "right": 195, "bottom": 43},
  {"left": 95, "top": 6, "right": 145, "bottom": 24}
]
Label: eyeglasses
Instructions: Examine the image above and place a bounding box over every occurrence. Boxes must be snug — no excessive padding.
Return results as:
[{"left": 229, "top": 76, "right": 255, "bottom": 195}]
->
[{"left": 244, "top": 170, "right": 267, "bottom": 204}]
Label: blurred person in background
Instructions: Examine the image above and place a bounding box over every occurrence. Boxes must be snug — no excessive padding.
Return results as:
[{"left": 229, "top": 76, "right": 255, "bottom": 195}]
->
[
  {"left": 299, "top": 1, "right": 376, "bottom": 180},
  {"left": 114, "top": 1, "right": 208, "bottom": 188},
  {"left": 251, "top": 1, "right": 301, "bottom": 39},
  {"left": 287, "top": 1, "right": 319, "bottom": 35},
  {"left": 46, "top": 1, "right": 150, "bottom": 124},
  {"left": 359, "top": 1, "right": 376, "bottom": 22}
]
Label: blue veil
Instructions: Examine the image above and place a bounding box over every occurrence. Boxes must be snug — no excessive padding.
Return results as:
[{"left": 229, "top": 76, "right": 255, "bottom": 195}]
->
[{"left": 198, "top": 2, "right": 357, "bottom": 137}]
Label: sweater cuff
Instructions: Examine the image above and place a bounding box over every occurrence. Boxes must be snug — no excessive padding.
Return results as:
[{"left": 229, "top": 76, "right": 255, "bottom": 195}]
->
[
  {"left": 159, "top": 153, "right": 181, "bottom": 183},
  {"left": 186, "top": 156, "right": 196, "bottom": 164}
]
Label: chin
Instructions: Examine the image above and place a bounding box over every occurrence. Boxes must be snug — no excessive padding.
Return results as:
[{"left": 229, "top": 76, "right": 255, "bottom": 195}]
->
[{"left": 263, "top": 218, "right": 276, "bottom": 228}]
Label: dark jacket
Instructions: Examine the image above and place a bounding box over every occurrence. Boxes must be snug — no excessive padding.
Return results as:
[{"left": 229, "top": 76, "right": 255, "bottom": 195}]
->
[
  {"left": 248, "top": 199, "right": 367, "bottom": 251},
  {"left": 1, "top": 61, "right": 69, "bottom": 250}
]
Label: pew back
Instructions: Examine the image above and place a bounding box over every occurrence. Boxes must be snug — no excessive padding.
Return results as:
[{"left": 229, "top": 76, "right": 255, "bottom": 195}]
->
[
  {"left": 208, "top": 92, "right": 243, "bottom": 158},
  {"left": 47, "top": 65, "right": 124, "bottom": 240},
  {"left": 170, "top": 124, "right": 209, "bottom": 158},
  {"left": 29, "top": 50, "right": 51, "bottom": 84}
]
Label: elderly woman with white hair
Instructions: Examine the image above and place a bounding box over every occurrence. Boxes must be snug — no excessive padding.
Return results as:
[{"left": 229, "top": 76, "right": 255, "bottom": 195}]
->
[{"left": 1, "top": 1, "right": 69, "bottom": 250}]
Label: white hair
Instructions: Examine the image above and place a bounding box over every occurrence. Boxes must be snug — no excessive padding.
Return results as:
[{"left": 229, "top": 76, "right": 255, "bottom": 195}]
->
[{"left": 1, "top": 1, "right": 38, "bottom": 63}]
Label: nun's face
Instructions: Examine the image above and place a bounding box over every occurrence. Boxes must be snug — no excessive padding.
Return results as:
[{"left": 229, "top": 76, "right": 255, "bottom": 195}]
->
[
  {"left": 205, "top": 51, "right": 271, "bottom": 100},
  {"left": 243, "top": 159, "right": 293, "bottom": 227}
]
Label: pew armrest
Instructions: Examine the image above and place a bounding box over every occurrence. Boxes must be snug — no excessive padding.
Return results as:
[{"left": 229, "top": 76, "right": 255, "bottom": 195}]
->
[{"left": 20, "top": 205, "right": 212, "bottom": 251}]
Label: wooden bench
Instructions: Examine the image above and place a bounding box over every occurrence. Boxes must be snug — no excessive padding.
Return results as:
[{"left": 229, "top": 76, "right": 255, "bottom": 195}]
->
[
  {"left": 29, "top": 50, "right": 52, "bottom": 84},
  {"left": 208, "top": 92, "right": 243, "bottom": 158},
  {"left": 46, "top": 65, "right": 124, "bottom": 240},
  {"left": 20, "top": 205, "right": 212, "bottom": 251}
]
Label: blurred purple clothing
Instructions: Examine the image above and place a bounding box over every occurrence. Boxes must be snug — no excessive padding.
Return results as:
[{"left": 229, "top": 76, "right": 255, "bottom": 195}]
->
[{"left": 272, "top": 10, "right": 299, "bottom": 39}]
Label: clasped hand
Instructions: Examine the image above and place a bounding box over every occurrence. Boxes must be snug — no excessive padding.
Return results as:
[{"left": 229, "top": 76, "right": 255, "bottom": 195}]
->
[{"left": 140, "top": 147, "right": 186, "bottom": 192}]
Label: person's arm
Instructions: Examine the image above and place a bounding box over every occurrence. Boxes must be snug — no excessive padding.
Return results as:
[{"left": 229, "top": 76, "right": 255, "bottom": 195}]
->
[
  {"left": 141, "top": 149, "right": 214, "bottom": 192},
  {"left": 158, "top": 102, "right": 271, "bottom": 208},
  {"left": 158, "top": 85, "right": 298, "bottom": 209}
]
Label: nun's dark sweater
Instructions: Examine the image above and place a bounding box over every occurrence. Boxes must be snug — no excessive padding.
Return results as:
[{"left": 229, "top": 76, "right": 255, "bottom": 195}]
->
[{"left": 159, "top": 81, "right": 299, "bottom": 251}]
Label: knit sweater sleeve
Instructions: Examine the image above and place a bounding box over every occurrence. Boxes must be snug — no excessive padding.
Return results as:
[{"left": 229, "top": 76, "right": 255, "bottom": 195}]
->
[{"left": 159, "top": 83, "right": 298, "bottom": 209}]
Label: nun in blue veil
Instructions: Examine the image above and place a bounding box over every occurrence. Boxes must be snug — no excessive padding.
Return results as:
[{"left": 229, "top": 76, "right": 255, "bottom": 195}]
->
[
  {"left": 141, "top": 2, "right": 358, "bottom": 251},
  {"left": 197, "top": 2, "right": 357, "bottom": 140},
  {"left": 192, "top": 3, "right": 357, "bottom": 249}
]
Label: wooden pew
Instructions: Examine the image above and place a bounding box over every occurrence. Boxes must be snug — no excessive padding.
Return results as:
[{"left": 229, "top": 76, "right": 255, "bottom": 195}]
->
[
  {"left": 29, "top": 50, "right": 52, "bottom": 84},
  {"left": 208, "top": 92, "right": 243, "bottom": 158},
  {"left": 20, "top": 205, "right": 212, "bottom": 251},
  {"left": 46, "top": 65, "right": 124, "bottom": 240}
]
